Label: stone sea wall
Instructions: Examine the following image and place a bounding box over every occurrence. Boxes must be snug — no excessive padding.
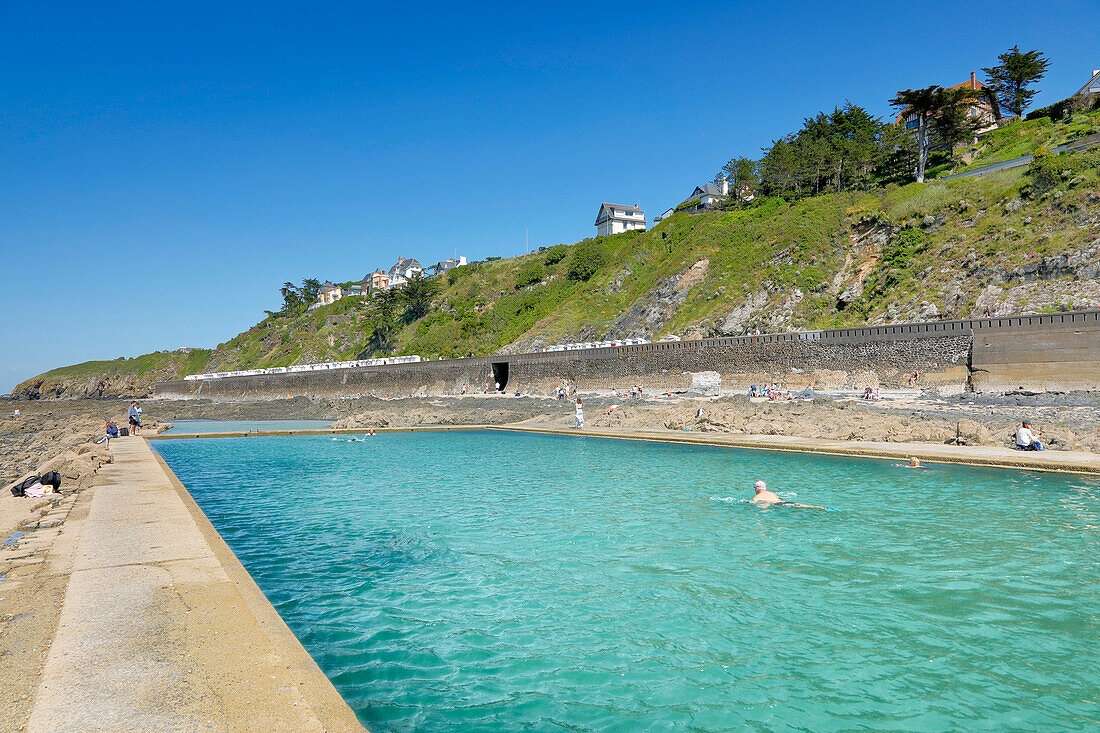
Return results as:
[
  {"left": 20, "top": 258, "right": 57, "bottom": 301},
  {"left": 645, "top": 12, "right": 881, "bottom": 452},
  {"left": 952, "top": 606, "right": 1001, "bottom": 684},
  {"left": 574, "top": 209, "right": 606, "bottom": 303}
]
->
[{"left": 155, "top": 310, "right": 1099, "bottom": 399}]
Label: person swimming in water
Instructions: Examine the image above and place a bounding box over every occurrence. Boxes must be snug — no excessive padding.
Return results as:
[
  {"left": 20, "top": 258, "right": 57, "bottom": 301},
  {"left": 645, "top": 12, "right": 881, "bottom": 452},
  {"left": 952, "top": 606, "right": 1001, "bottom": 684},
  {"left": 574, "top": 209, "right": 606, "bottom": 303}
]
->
[
  {"left": 750, "top": 480, "right": 826, "bottom": 510},
  {"left": 906, "top": 456, "right": 923, "bottom": 468}
]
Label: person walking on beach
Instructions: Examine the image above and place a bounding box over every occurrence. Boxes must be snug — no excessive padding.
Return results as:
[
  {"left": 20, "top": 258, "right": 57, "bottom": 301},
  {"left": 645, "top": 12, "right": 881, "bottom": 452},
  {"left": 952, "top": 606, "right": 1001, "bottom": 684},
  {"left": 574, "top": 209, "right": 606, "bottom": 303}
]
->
[
  {"left": 574, "top": 398, "right": 584, "bottom": 429},
  {"left": 127, "top": 401, "right": 142, "bottom": 436}
]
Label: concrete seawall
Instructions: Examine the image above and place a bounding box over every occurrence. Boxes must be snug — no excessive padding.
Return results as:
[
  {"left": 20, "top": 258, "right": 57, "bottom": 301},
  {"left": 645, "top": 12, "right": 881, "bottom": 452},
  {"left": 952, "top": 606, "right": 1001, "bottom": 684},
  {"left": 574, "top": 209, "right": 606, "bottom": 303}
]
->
[{"left": 155, "top": 310, "right": 1100, "bottom": 399}]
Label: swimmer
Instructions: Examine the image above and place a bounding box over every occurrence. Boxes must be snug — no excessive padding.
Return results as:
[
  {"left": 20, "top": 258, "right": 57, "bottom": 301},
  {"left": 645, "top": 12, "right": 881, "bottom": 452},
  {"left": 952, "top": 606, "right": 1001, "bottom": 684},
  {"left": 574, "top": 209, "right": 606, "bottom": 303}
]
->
[
  {"left": 906, "top": 456, "right": 923, "bottom": 468},
  {"left": 369, "top": 428, "right": 376, "bottom": 437},
  {"left": 750, "top": 480, "right": 827, "bottom": 510}
]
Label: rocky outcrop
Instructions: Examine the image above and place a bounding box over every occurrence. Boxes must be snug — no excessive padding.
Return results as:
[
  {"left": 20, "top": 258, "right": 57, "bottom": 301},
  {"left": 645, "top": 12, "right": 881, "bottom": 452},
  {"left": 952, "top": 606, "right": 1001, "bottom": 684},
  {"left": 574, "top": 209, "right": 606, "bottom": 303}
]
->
[
  {"left": 13, "top": 373, "right": 161, "bottom": 400},
  {"left": 603, "top": 259, "right": 709, "bottom": 339}
]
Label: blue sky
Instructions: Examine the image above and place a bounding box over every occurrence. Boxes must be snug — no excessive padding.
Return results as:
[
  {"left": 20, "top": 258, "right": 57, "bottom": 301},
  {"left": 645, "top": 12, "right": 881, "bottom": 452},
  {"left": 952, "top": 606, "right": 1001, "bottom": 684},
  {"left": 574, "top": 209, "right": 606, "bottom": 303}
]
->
[{"left": 1, "top": 1, "right": 1097, "bottom": 392}]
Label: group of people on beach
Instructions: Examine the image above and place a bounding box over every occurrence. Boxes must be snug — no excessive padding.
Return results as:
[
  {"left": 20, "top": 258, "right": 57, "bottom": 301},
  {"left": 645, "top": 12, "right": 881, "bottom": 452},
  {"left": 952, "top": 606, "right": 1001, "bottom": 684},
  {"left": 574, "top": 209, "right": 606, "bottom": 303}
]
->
[
  {"left": 749, "top": 384, "right": 792, "bottom": 400},
  {"left": 100, "top": 401, "right": 142, "bottom": 447}
]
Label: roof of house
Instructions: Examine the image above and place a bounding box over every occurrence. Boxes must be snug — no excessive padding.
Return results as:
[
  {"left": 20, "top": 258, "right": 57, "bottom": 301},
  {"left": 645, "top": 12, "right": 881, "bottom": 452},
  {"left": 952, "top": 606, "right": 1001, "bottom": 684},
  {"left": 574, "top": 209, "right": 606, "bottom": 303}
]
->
[
  {"left": 389, "top": 258, "right": 423, "bottom": 274},
  {"left": 680, "top": 182, "right": 727, "bottom": 205},
  {"left": 319, "top": 282, "right": 336, "bottom": 293},
  {"left": 595, "top": 202, "right": 646, "bottom": 225},
  {"left": 1077, "top": 69, "right": 1100, "bottom": 96}
]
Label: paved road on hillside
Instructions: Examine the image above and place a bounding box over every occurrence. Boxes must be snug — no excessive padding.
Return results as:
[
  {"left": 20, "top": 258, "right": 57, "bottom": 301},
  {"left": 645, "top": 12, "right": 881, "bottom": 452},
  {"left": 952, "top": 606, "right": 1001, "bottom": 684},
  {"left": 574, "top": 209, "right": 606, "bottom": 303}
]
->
[{"left": 943, "top": 132, "right": 1100, "bottom": 180}]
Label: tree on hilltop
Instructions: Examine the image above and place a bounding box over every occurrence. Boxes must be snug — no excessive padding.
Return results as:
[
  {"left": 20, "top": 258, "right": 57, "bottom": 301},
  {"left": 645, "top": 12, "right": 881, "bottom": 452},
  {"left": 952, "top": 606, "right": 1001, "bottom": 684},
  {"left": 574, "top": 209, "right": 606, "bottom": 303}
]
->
[
  {"left": 891, "top": 86, "right": 987, "bottom": 182},
  {"left": 365, "top": 288, "right": 402, "bottom": 353},
  {"left": 932, "top": 86, "right": 985, "bottom": 156},
  {"left": 755, "top": 103, "right": 894, "bottom": 197},
  {"left": 719, "top": 157, "right": 758, "bottom": 204},
  {"left": 300, "top": 278, "right": 322, "bottom": 305},
  {"left": 890, "top": 86, "right": 948, "bottom": 183},
  {"left": 983, "top": 46, "right": 1050, "bottom": 117},
  {"left": 277, "top": 278, "right": 323, "bottom": 316},
  {"left": 400, "top": 271, "right": 441, "bottom": 320}
]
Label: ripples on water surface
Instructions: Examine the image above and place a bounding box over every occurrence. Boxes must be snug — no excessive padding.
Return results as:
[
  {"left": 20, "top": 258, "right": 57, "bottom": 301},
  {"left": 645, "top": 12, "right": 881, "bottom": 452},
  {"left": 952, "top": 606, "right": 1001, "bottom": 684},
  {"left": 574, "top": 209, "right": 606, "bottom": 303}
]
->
[{"left": 154, "top": 431, "right": 1100, "bottom": 731}]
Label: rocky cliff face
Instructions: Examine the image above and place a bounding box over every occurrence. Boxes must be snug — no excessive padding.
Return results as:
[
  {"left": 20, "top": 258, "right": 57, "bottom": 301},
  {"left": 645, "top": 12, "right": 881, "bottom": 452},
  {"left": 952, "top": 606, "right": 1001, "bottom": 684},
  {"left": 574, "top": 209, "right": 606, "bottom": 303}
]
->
[{"left": 14, "top": 372, "right": 165, "bottom": 400}]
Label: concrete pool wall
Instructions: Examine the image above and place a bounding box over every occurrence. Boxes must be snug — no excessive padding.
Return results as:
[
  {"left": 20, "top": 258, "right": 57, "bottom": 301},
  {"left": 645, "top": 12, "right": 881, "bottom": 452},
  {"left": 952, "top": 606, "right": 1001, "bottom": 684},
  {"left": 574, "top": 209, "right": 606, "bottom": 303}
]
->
[{"left": 24, "top": 438, "right": 366, "bottom": 732}]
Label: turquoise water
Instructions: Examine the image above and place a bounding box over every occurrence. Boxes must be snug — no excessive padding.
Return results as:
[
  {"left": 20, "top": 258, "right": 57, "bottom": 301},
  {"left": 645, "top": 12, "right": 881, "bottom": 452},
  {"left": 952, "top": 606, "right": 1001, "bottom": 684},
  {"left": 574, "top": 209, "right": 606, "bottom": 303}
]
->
[
  {"left": 163, "top": 419, "right": 333, "bottom": 433},
  {"left": 154, "top": 431, "right": 1100, "bottom": 731}
]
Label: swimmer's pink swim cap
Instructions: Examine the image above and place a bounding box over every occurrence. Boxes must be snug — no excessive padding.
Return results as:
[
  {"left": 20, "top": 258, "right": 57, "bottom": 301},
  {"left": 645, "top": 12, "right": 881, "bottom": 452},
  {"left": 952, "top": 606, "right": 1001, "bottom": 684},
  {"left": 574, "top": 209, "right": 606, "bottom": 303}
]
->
[{"left": 754, "top": 480, "right": 767, "bottom": 491}]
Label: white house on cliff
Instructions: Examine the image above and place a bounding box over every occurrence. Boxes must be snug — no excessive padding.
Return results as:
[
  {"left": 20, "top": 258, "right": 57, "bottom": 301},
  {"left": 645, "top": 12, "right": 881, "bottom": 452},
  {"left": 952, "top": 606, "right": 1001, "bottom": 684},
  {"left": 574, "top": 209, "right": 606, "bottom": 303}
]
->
[
  {"left": 388, "top": 257, "right": 424, "bottom": 288},
  {"left": 595, "top": 203, "right": 646, "bottom": 237}
]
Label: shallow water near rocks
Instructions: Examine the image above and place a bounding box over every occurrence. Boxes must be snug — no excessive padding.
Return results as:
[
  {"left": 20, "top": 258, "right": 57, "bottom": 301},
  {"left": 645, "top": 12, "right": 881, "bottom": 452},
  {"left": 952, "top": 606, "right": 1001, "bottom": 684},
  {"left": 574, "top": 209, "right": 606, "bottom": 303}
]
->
[{"left": 154, "top": 431, "right": 1100, "bottom": 731}]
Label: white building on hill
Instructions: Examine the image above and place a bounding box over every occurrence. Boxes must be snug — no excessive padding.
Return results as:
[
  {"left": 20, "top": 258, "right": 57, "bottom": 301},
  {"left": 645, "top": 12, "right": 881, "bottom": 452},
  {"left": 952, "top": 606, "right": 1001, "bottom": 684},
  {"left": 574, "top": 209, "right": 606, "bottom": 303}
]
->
[
  {"left": 388, "top": 258, "right": 424, "bottom": 288},
  {"left": 434, "top": 255, "right": 467, "bottom": 276},
  {"left": 682, "top": 179, "right": 729, "bottom": 209},
  {"left": 595, "top": 203, "right": 646, "bottom": 237}
]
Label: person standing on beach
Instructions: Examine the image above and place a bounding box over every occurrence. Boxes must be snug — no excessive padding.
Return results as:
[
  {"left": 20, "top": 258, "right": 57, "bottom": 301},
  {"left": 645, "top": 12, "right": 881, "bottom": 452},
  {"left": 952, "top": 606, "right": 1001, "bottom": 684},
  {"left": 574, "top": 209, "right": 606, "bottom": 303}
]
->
[
  {"left": 127, "top": 401, "right": 142, "bottom": 436},
  {"left": 574, "top": 398, "right": 584, "bottom": 429}
]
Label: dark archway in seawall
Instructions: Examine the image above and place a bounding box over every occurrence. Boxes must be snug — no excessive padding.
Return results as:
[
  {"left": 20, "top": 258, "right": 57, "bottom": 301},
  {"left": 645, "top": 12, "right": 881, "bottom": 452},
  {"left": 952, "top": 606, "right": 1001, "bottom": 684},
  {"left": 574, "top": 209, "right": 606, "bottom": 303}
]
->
[{"left": 491, "top": 362, "right": 509, "bottom": 392}]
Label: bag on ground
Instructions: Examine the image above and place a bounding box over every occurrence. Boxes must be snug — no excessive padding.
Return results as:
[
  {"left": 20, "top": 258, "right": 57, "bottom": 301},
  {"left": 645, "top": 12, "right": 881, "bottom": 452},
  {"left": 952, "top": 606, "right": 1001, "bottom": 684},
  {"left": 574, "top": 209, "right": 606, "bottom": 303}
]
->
[
  {"left": 40, "top": 471, "right": 62, "bottom": 490},
  {"left": 10, "top": 475, "right": 41, "bottom": 497},
  {"left": 120, "top": 427, "right": 129, "bottom": 436}
]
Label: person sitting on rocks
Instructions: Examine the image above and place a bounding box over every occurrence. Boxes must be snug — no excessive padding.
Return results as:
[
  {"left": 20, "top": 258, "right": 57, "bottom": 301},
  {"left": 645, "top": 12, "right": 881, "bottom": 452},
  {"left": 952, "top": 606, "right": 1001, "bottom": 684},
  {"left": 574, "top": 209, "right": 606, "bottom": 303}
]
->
[{"left": 1015, "top": 420, "right": 1044, "bottom": 451}]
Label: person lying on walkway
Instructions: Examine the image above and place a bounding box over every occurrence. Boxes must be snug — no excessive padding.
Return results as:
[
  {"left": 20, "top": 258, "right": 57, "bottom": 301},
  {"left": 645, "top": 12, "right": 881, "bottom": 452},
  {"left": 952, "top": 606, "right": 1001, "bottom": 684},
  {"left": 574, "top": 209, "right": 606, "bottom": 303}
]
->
[
  {"left": 1016, "top": 420, "right": 1044, "bottom": 451},
  {"left": 749, "top": 481, "right": 826, "bottom": 510}
]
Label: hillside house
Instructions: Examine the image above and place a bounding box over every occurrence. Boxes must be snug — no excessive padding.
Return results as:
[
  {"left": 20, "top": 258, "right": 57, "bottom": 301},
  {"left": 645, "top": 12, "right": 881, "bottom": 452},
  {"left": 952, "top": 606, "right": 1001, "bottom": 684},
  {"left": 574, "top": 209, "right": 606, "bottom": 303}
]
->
[
  {"left": 317, "top": 282, "right": 343, "bottom": 306},
  {"left": 361, "top": 269, "right": 390, "bottom": 294},
  {"left": 388, "top": 258, "right": 423, "bottom": 288},
  {"left": 595, "top": 203, "right": 646, "bottom": 237},
  {"left": 680, "top": 178, "right": 729, "bottom": 210},
  {"left": 895, "top": 71, "right": 1000, "bottom": 134},
  {"left": 1076, "top": 69, "right": 1100, "bottom": 96},
  {"left": 652, "top": 207, "right": 676, "bottom": 225},
  {"left": 347, "top": 283, "right": 364, "bottom": 298},
  {"left": 433, "top": 255, "right": 467, "bottom": 276}
]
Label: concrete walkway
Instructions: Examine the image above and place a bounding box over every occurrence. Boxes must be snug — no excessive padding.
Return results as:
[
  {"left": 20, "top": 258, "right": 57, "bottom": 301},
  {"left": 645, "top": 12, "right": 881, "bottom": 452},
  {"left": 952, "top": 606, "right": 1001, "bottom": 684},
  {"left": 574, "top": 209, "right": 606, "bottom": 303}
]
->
[
  {"left": 26, "top": 438, "right": 365, "bottom": 732},
  {"left": 494, "top": 425, "right": 1100, "bottom": 475}
]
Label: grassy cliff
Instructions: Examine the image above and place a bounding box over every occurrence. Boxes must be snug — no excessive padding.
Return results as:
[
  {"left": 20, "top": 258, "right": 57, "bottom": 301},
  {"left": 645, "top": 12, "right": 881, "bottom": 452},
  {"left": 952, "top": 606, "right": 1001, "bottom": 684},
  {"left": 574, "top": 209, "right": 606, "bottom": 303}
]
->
[{"left": 15, "top": 112, "right": 1100, "bottom": 397}]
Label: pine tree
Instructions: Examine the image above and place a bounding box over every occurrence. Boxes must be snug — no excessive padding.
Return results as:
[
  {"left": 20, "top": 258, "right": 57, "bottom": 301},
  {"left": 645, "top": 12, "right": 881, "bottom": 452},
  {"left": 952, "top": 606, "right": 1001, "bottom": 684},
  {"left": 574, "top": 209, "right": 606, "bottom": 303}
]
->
[
  {"left": 982, "top": 46, "right": 1050, "bottom": 117},
  {"left": 890, "top": 86, "right": 943, "bottom": 183}
]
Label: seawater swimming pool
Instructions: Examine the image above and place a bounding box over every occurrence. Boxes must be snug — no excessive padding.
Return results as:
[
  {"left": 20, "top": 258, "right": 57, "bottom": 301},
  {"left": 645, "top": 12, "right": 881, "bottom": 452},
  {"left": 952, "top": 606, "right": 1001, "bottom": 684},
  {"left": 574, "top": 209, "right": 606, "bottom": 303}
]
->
[{"left": 154, "top": 430, "right": 1099, "bottom": 732}]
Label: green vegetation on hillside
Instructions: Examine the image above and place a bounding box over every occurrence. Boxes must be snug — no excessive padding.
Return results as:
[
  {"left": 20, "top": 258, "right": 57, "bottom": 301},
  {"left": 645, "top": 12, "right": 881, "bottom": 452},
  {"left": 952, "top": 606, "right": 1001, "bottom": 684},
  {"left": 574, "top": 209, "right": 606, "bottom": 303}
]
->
[
  {"left": 19, "top": 106, "right": 1100, "bottom": 392},
  {"left": 190, "top": 132, "right": 1098, "bottom": 373},
  {"left": 36, "top": 349, "right": 213, "bottom": 381}
]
